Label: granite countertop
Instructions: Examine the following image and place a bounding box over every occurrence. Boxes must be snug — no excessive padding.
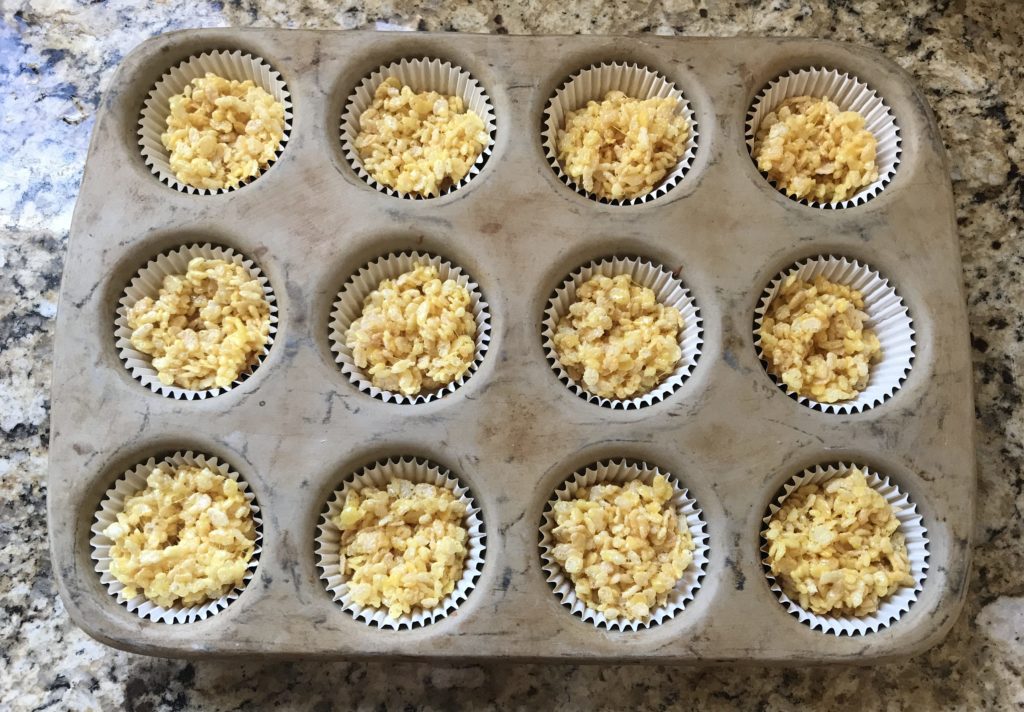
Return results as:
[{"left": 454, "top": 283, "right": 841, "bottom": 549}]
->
[{"left": 2, "top": 1, "right": 1022, "bottom": 709}]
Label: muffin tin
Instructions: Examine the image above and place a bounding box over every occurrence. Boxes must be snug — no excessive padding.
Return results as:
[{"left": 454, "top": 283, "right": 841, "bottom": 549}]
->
[{"left": 49, "top": 30, "right": 974, "bottom": 662}]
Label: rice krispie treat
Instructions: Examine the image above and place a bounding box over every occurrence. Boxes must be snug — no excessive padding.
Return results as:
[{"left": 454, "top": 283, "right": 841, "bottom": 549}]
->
[
  {"left": 557, "top": 90, "right": 689, "bottom": 200},
  {"left": 550, "top": 474, "right": 693, "bottom": 621},
  {"left": 161, "top": 73, "right": 285, "bottom": 190},
  {"left": 126, "top": 257, "right": 271, "bottom": 391},
  {"left": 103, "top": 462, "right": 256, "bottom": 608},
  {"left": 759, "top": 274, "right": 881, "bottom": 403},
  {"left": 333, "top": 478, "right": 469, "bottom": 618},
  {"left": 355, "top": 77, "right": 488, "bottom": 196},
  {"left": 345, "top": 262, "right": 476, "bottom": 396},
  {"left": 764, "top": 468, "right": 914, "bottom": 616},
  {"left": 753, "top": 95, "right": 879, "bottom": 203},
  {"left": 553, "top": 274, "right": 683, "bottom": 400}
]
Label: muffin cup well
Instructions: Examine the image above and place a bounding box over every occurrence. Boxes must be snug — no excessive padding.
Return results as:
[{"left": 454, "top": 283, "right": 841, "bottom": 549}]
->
[
  {"left": 542, "top": 62, "right": 699, "bottom": 205},
  {"left": 746, "top": 67, "right": 901, "bottom": 209},
  {"left": 542, "top": 256, "right": 702, "bottom": 409},
  {"left": 753, "top": 255, "right": 914, "bottom": 414},
  {"left": 115, "top": 243, "right": 278, "bottom": 400},
  {"left": 138, "top": 50, "right": 293, "bottom": 195},
  {"left": 760, "top": 462, "right": 929, "bottom": 636},
  {"left": 539, "top": 459, "right": 709, "bottom": 632},
  {"left": 340, "top": 57, "right": 496, "bottom": 199},
  {"left": 89, "top": 450, "right": 262, "bottom": 624},
  {"left": 316, "top": 457, "right": 486, "bottom": 630},
  {"left": 329, "top": 250, "right": 491, "bottom": 404}
]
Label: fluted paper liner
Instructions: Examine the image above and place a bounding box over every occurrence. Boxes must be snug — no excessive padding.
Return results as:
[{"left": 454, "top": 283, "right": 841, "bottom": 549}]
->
[
  {"left": 760, "top": 463, "right": 929, "bottom": 636},
  {"left": 115, "top": 243, "right": 278, "bottom": 400},
  {"left": 542, "top": 62, "right": 699, "bottom": 205},
  {"left": 138, "top": 50, "right": 293, "bottom": 194},
  {"left": 539, "top": 459, "right": 709, "bottom": 631},
  {"left": 746, "top": 67, "right": 901, "bottom": 208},
  {"left": 90, "top": 450, "right": 262, "bottom": 624},
  {"left": 754, "top": 255, "right": 914, "bottom": 413},
  {"left": 542, "top": 257, "right": 702, "bottom": 409},
  {"left": 329, "top": 251, "right": 491, "bottom": 404},
  {"left": 340, "top": 57, "right": 496, "bottom": 199},
  {"left": 316, "top": 457, "right": 486, "bottom": 630}
]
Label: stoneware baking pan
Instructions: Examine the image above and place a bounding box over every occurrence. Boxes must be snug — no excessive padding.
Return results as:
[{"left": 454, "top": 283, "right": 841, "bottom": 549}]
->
[{"left": 48, "top": 29, "right": 974, "bottom": 662}]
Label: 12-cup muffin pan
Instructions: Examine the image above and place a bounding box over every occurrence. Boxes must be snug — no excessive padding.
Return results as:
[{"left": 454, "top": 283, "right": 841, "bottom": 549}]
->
[{"left": 49, "top": 29, "right": 975, "bottom": 662}]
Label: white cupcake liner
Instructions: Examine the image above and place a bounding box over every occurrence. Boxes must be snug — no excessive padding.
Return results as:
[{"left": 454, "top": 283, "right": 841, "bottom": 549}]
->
[
  {"left": 115, "top": 243, "right": 278, "bottom": 400},
  {"left": 340, "top": 57, "right": 496, "bottom": 199},
  {"left": 316, "top": 457, "right": 486, "bottom": 630},
  {"left": 329, "top": 251, "right": 491, "bottom": 404},
  {"left": 89, "top": 450, "right": 262, "bottom": 624},
  {"left": 539, "top": 459, "right": 709, "bottom": 631},
  {"left": 754, "top": 255, "right": 914, "bottom": 414},
  {"left": 138, "top": 50, "right": 293, "bottom": 195},
  {"left": 745, "top": 67, "right": 901, "bottom": 209},
  {"left": 760, "top": 462, "right": 929, "bottom": 636},
  {"left": 542, "top": 257, "right": 703, "bottom": 409},
  {"left": 542, "top": 62, "right": 699, "bottom": 205}
]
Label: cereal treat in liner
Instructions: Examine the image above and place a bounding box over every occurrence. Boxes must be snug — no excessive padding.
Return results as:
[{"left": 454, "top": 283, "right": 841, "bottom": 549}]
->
[
  {"left": 355, "top": 77, "right": 488, "bottom": 196},
  {"left": 765, "top": 468, "right": 914, "bottom": 616},
  {"left": 553, "top": 274, "right": 683, "bottom": 400},
  {"left": 126, "top": 257, "right": 271, "bottom": 391},
  {"left": 333, "top": 478, "right": 469, "bottom": 618},
  {"left": 753, "top": 96, "right": 879, "bottom": 203},
  {"left": 557, "top": 90, "right": 689, "bottom": 200},
  {"left": 759, "top": 274, "right": 881, "bottom": 403},
  {"left": 551, "top": 474, "right": 694, "bottom": 620},
  {"left": 103, "top": 463, "right": 256, "bottom": 608},
  {"left": 345, "top": 262, "right": 477, "bottom": 396},
  {"left": 162, "top": 73, "right": 285, "bottom": 190}
]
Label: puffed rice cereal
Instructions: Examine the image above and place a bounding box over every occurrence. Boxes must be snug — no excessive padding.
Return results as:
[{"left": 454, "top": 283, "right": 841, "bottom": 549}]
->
[
  {"left": 333, "top": 478, "right": 469, "bottom": 619},
  {"left": 103, "top": 462, "right": 256, "bottom": 608},
  {"left": 550, "top": 474, "right": 693, "bottom": 621},
  {"left": 126, "top": 257, "right": 271, "bottom": 391},
  {"left": 553, "top": 274, "right": 683, "bottom": 400},
  {"left": 759, "top": 274, "right": 881, "bottom": 403},
  {"left": 557, "top": 90, "right": 689, "bottom": 200},
  {"left": 765, "top": 468, "right": 913, "bottom": 616},
  {"left": 161, "top": 73, "right": 285, "bottom": 190},
  {"left": 345, "top": 262, "right": 476, "bottom": 396},
  {"left": 753, "top": 95, "right": 879, "bottom": 203},
  {"left": 355, "top": 77, "right": 488, "bottom": 196}
]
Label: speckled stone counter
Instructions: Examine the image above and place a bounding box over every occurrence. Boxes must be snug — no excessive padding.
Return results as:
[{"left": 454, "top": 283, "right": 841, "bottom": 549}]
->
[{"left": 1, "top": 1, "right": 1021, "bottom": 709}]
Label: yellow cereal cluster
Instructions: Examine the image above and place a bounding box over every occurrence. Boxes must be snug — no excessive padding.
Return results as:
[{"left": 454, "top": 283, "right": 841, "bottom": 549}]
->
[
  {"left": 127, "top": 257, "right": 271, "bottom": 391},
  {"left": 759, "top": 274, "right": 881, "bottom": 403},
  {"left": 557, "top": 90, "right": 689, "bottom": 200},
  {"left": 355, "top": 77, "right": 488, "bottom": 196},
  {"left": 765, "top": 468, "right": 914, "bottom": 616},
  {"left": 103, "top": 463, "right": 255, "bottom": 608},
  {"left": 753, "top": 95, "right": 879, "bottom": 203},
  {"left": 162, "top": 73, "right": 285, "bottom": 190},
  {"left": 345, "top": 262, "right": 476, "bottom": 396},
  {"left": 550, "top": 474, "right": 693, "bottom": 621},
  {"left": 553, "top": 274, "right": 683, "bottom": 400},
  {"left": 334, "top": 478, "right": 469, "bottom": 619}
]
